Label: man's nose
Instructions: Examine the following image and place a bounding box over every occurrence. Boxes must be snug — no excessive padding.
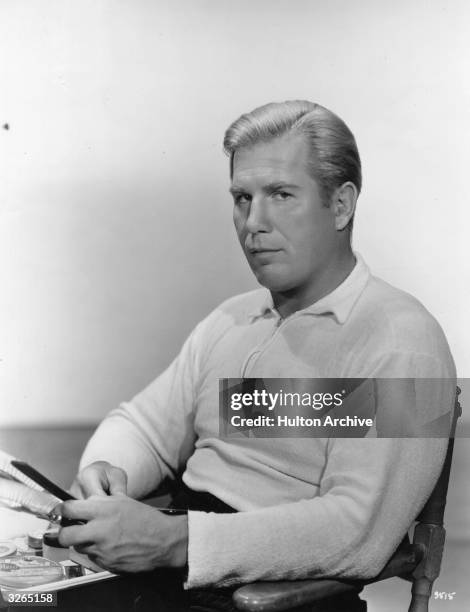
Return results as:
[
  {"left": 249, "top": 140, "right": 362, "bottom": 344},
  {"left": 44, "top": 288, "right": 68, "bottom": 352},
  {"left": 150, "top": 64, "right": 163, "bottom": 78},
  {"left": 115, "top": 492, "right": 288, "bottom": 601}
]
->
[{"left": 245, "top": 197, "right": 270, "bottom": 233}]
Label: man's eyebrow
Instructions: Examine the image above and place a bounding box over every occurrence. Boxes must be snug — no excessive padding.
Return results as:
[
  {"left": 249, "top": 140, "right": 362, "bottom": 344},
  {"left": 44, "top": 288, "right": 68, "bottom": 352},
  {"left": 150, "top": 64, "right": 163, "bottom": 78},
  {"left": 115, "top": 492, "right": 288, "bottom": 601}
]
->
[
  {"left": 229, "top": 182, "right": 300, "bottom": 195},
  {"left": 263, "top": 182, "right": 300, "bottom": 194},
  {"left": 229, "top": 185, "right": 246, "bottom": 195}
]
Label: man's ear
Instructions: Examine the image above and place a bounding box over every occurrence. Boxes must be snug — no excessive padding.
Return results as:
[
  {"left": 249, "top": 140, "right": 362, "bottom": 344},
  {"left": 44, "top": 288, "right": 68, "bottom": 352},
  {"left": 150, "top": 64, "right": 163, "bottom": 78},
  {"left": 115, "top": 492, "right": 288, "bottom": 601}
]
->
[{"left": 332, "top": 182, "right": 357, "bottom": 231}]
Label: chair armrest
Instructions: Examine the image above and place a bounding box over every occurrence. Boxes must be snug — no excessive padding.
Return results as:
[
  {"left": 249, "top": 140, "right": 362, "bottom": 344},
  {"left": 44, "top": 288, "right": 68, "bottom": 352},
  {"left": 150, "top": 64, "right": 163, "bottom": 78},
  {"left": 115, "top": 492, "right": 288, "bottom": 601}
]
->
[
  {"left": 233, "top": 578, "right": 361, "bottom": 612},
  {"left": 232, "top": 543, "right": 423, "bottom": 612}
]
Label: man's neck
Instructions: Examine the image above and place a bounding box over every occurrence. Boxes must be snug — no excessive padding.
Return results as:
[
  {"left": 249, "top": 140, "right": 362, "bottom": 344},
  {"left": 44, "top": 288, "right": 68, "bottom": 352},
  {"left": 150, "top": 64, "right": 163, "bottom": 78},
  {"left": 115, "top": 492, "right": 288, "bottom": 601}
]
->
[{"left": 272, "top": 250, "right": 356, "bottom": 320}]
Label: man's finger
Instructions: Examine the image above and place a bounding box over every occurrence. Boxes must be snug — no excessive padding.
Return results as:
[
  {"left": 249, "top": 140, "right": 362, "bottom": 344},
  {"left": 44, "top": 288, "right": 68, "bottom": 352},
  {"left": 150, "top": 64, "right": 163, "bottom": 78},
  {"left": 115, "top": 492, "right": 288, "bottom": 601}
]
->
[
  {"left": 69, "top": 481, "right": 85, "bottom": 499},
  {"left": 60, "top": 499, "right": 102, "bottom": 521},
  {"left": 107, "top": 467, "right": 127, "bottom": 496},
  {"left": 80, "top": 469, "right": 111, "bottom": 497},
  {"left": 74, "top": 543, "right": 99, "bottom": 557},
  {"left": 82, "top": 551, "right": 106, "bottom": 571},
  {"left": 58, "top": 524, "right": 96, "bottom": 548}
]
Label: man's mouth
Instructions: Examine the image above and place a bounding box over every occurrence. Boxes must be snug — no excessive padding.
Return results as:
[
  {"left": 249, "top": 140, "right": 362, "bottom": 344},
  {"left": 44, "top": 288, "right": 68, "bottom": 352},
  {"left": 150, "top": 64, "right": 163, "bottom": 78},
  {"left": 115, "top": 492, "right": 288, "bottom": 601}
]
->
[{"left": 247, "top": 247, "right": 281, "bottom": 254}]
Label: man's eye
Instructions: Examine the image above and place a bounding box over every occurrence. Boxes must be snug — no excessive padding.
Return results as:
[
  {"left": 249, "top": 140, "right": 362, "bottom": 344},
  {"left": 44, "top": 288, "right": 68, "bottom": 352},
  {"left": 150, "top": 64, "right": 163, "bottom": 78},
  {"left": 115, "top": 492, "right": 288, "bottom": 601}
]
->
[
  {"left": 234, "top": 194, "right": 251, "bottom": 204},
  {"left": 273, "top": 191, "right": 291, "bottom": 201}
]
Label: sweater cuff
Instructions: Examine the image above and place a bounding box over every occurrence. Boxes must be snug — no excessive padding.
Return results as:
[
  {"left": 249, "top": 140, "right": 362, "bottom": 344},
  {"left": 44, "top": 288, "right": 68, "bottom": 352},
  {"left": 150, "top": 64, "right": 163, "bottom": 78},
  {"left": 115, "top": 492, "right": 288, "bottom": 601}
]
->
[
  {"left": 185, "top": 510, "right": 243, "bottom": 589},
  {"left": 184, "top": 507, "right": 297, "bottom": 589}
]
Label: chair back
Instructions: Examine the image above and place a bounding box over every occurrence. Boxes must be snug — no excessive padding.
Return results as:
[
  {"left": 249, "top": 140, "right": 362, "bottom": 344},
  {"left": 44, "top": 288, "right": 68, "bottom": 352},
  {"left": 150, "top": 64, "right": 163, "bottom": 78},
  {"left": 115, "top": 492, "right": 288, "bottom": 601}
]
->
[
  {"left": 415, "top": 386, "right": 461, "bottom": 527},
  {"left": 408, "top": 386, "right": 461, "bottom": 612}
]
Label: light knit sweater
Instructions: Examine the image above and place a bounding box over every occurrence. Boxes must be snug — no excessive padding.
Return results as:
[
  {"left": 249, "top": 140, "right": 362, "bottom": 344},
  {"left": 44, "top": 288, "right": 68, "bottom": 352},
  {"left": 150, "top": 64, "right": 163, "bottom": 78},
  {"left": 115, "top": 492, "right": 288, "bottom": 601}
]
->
[{"left": 80, "top": 254, "right": 456, "bottom": 588}]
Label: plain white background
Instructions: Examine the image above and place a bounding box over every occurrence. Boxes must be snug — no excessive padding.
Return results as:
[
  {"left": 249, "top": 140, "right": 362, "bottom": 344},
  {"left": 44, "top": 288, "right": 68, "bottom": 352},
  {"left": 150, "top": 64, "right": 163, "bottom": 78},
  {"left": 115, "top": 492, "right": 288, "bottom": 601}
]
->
[{"left": 0, "top": 0, "right": 469, "bottom": 426}]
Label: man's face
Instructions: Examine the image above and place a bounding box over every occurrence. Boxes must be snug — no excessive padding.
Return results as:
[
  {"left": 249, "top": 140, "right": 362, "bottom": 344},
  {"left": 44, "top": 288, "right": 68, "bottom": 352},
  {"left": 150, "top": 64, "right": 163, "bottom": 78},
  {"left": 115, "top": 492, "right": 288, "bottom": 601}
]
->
[{"left": 231, "top": 134, "right": 339, "bottom": 295}]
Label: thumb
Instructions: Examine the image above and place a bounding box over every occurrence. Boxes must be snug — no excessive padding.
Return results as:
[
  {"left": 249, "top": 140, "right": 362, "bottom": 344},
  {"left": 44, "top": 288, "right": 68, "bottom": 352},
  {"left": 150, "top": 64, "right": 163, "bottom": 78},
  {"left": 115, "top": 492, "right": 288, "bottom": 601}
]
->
[
  {"left": 69, "top": 481, "right": 84, "bottom": 499},
  {"left": 107, "top": 467, "right": 128, "bottom": 496}
]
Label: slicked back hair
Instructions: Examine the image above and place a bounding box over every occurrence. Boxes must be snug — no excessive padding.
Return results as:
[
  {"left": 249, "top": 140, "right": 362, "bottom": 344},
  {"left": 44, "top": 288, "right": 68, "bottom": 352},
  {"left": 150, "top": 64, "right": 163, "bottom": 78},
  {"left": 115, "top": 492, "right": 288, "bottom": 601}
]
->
[{"left": 223, "top": 100, "right": 362, "bottom": 229}]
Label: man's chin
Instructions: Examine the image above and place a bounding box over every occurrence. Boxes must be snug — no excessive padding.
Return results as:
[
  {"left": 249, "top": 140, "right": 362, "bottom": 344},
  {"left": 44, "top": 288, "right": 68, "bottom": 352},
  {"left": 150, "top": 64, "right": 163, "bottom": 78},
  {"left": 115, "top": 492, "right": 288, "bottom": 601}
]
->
[{"left": 252, "top": 268, "right": 293, "bottom": 293}]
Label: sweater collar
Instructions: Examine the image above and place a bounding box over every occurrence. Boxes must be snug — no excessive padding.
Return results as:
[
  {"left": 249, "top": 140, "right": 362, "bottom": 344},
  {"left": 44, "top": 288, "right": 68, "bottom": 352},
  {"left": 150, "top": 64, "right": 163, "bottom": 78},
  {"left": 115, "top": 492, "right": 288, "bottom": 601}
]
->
[{"left": 248, "top": 253, "right": 370, "bottom": 325}]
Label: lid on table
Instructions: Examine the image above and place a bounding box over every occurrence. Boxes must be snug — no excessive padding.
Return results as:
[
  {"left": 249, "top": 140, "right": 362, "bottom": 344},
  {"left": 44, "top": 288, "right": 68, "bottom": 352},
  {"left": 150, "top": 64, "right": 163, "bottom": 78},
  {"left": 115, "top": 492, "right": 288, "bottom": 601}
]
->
[{"left": 0, "top": 555, "right": 64, "bottom": 588}]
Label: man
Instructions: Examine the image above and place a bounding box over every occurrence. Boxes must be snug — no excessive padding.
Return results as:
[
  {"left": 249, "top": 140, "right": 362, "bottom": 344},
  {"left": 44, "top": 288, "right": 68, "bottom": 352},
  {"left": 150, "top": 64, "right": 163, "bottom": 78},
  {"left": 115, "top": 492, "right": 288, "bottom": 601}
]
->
[{"left": 58, "top": 101, "right": 455, "bottom": 611}]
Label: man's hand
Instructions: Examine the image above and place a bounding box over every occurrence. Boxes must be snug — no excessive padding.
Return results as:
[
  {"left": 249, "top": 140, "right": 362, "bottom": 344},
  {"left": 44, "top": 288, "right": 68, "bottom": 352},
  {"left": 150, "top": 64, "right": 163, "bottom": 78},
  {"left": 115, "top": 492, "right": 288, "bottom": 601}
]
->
[
  {"left": 58, "top": 495, "right": 188, "bottom": 573},
  {"left": 70, "top": 461, "right": 128, "bottom": 498}
]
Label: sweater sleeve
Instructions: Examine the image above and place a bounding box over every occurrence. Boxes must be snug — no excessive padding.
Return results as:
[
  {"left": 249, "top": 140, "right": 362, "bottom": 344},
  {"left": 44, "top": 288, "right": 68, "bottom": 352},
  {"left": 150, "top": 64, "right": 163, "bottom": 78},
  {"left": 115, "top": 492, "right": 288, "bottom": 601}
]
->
[
  {"left": 185, "top": 352, "right": 456, "bottom": 588},
  {"left": 79, "top": 321, "right": 205, "bottom": 499}
]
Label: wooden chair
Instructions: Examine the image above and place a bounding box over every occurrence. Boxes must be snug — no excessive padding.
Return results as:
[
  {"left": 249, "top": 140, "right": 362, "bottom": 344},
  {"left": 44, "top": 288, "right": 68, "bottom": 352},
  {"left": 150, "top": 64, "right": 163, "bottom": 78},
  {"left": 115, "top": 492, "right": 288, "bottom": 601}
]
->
[{"left": 232, "top": 387, "right": 462, "bottom": 612}]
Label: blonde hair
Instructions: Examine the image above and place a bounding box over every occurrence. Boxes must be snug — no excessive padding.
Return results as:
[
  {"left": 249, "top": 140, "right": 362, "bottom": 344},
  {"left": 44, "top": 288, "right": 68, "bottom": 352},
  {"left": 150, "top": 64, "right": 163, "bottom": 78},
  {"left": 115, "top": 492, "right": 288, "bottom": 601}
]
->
[{"left": 223, "top": 100, "right": 362, "bottom": 207}]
